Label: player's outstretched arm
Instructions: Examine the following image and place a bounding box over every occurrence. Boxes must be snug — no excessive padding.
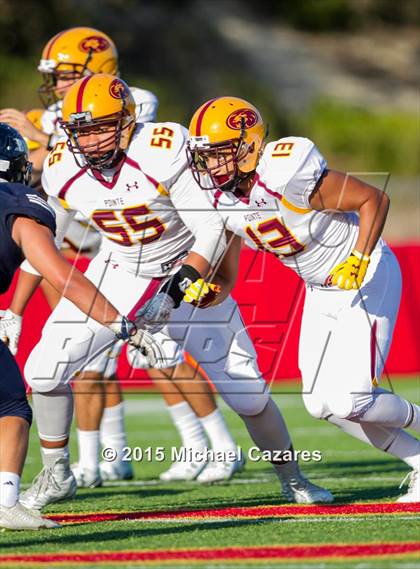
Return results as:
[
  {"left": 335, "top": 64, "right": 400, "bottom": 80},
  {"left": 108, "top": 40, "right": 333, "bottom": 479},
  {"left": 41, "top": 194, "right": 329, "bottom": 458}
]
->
[
  {"left": 9, "top": 270, "right": 43, "bottom": 317},
  {"left": 310, "top": 170, "right": 390, "bottom": 289},
  {"left": 12, "top": 217, "right": 119, "bottom": 327},
  {"left": 309, "top": 170, "right": 390, "bottom": 257}
]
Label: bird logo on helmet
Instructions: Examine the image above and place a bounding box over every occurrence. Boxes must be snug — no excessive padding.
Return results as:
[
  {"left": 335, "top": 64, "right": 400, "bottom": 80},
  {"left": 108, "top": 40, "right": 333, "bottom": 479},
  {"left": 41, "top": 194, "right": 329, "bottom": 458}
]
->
[
  {"left": 188, "top": 96, "right": 266, "bottom": 192},
  {"left": 109, "top": 78, "right": 129, "bottom": 99},
  {"left": 79, "top": 36, "right": 110, "bottom": 54},
  {"left": 38, "top": 27, "right": 118, "bottom": 108},
  {"left": 60, "top": 74, "right": 136, "bottom": 170},
  {"left": 226, "top": 108, "right": 259, "bottom": 130}
]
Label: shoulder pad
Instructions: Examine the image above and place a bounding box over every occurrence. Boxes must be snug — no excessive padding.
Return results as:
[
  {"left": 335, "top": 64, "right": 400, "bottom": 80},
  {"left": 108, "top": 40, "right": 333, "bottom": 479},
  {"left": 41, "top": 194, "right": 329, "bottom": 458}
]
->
[
  {"left": 130, "top": 87, "right": 159, "bottom": 123},
  {"left": 128, "top": 122, "right": 188, "bottom": 185},
  {"left": 129, "top": 86, "right": 159, "bottom": 107},
  {"left": 259, "top": 137, "right": 326, "bottom": 209},
  {"left": 261, "top": 137, "right": 314, "bottom": 180},
  {"left": 41, "top": 139, "right": 79, "bottom": 198}
]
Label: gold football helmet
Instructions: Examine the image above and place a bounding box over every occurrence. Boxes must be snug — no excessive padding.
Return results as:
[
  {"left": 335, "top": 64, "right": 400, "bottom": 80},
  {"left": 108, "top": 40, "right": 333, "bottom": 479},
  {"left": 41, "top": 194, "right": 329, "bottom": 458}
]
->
[
  {"left": 188, "top": 96, "right": 266, "bottom": 191},
  {"left": 38, "top": 27, "right": 118, "bottom": 108},
  {"left": 60, "top": 74, "right": 136, "bottom": 169}
]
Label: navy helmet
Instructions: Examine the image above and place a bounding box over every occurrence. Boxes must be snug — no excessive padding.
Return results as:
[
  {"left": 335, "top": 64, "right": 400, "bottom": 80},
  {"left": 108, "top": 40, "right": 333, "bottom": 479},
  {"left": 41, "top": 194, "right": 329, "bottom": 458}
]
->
[{"left": 0, "top": 123, "right": 32, "bottom": 185}]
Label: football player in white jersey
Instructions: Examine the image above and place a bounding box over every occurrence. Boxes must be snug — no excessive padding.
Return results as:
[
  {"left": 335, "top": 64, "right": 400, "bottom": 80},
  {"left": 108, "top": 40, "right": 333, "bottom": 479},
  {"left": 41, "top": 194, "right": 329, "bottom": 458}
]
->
[
  {"left": 184, "top": 96, "right": 420, "bottom": 503},
  {"left": 10, "top": 73, "right": 231, "bottom": 508},
  {"left": 0, "top": 27, "right": 240, "bottom": 486},
  {"left": 13, "top": 75, "right": 332, "bottom": 509}
]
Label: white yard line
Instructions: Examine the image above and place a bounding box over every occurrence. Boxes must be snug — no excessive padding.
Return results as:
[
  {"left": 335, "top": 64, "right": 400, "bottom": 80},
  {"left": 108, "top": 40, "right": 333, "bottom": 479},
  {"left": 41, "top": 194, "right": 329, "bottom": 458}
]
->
[{"left": 21, "top": 472, "right": 402, "bottom": 489}]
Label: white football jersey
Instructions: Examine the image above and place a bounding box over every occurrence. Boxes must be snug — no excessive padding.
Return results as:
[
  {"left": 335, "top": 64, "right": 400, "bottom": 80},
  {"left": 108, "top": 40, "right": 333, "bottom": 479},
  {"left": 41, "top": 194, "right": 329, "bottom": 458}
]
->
[
  {"left": 41, "top": 122, "right": 225, "bottom": 277},
  {"left": 39, "top": 85, "right": 159, "bottom": 254},
  {"left": 209, "top": 137, "right": 361, "bottom": 286},
  {"left": 41, "top": 86, "right": 158, "bottom": 143}
]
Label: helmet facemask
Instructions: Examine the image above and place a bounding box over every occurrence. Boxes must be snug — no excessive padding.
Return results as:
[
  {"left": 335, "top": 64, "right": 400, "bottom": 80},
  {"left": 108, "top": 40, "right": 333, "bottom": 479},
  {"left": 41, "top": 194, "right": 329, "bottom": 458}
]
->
[
  {"left": 60, "top": 108, "right": 134, "bottom": 170},
  {"left": 188, "top": 135, "right": 252, "bottom": 193},
  {"left": 38, "top": 51, "right": 94, "bottom": 108}
]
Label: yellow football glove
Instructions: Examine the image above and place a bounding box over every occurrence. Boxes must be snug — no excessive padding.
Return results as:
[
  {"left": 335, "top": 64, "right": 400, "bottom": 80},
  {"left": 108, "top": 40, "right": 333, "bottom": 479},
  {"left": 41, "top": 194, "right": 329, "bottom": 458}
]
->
[
  {"left": 183, "top": 278, "right": 221, "bottom": 307},
  {"left": 328, "top": 250, "right": 370, "bottom": 290}
]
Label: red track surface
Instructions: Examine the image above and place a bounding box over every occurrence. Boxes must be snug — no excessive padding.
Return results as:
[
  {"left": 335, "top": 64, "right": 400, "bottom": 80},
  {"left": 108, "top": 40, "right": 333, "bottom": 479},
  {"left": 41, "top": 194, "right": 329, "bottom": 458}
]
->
[
  {"left": 1, "top": 542, "right": 419, "bottom": 565},
  {"left": 49, "top": 501, "right": 420, "bottom": 525}
]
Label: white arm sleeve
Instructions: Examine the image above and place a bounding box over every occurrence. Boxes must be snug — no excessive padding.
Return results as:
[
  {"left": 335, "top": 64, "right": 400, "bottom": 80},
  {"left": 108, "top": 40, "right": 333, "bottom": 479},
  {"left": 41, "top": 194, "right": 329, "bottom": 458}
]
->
[
  {"left": 170, "top": 169, "right": 226, "bottom": 267},
  {"left": 20, "top": 196, "right": 76, "bottom": 276}
]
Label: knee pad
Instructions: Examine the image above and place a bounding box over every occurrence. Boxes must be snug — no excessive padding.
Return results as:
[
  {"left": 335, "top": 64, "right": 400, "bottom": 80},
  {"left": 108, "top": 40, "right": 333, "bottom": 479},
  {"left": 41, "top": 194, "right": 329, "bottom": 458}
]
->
[
  {"left": 25, "top": 350, "right": 67, "bottom": 393},
  {"left": 0, "top": 396, "right": 32, "bottom": 426},
  {"left": 224, "top": 391, "right": 270, "bottom": 416},
  {"left": 302, "top": 392, "right": 329, "bottom": 420},
  {"left": 326, "top": 391, "right": 375, "bottom": 420},
  {"left": 26, "top": 373, "right": 62, "bottom": 393}
]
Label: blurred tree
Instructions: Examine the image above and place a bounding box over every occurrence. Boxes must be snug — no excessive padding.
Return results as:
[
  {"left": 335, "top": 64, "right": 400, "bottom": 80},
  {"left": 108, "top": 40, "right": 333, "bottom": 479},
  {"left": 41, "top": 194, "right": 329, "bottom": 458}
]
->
[
  {"left": 0, "top": 0, "right": 92, "bottom": 56},
  {"left": 247, "top": 0, "right": 419, "bottom": 30}
]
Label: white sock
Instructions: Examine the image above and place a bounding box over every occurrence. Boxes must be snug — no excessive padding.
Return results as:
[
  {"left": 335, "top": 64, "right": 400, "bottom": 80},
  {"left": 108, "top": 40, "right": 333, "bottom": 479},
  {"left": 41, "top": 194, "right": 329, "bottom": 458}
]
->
[
  {"left": 167, "top": 401, "right": 207, "bottom": 452},
  {"left": 41, "top": 445, "right": 69, "bottom": 468},
  {"left": 77, "top": 430, "right": 100, "bottom": 471},
  {"left": 200, "top": 408, "right": 236, "bottom": 452},
  {"left": 99, "top": 403, "right": 128, "bottom": 462},
  {"left": 0, "top": 472, "right": 20, "bottom": 508},
  {"left": 386, "top": 430, "right": 420, "bottom": 470}
]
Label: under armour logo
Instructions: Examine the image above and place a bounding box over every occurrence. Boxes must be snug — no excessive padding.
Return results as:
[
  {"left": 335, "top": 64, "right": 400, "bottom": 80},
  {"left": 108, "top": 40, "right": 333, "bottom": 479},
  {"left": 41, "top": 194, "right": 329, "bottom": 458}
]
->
[
  {"left": 255, "top": 198, "right": 267, "bottom": 208},
  {"left": 126, "top": 181, "right": 139, "bottom": 191}
]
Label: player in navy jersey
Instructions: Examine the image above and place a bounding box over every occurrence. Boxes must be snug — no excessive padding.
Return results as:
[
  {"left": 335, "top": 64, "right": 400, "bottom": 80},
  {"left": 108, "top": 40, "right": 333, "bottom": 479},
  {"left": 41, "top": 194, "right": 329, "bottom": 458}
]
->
[{"left": 0, "top": 123, "right": 155, "bottom": 530}]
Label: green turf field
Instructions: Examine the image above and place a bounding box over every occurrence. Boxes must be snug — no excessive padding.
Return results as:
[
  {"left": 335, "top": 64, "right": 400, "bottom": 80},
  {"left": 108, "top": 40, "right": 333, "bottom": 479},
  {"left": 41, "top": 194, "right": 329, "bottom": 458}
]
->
[{"left": 1, "top": 377, "right": 419, "bottom": 568}]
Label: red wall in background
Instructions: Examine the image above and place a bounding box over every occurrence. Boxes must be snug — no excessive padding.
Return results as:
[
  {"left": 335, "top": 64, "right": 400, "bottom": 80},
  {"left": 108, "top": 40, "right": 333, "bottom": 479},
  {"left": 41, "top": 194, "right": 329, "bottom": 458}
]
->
[{"left": 1, "top": 244, "right": 419, "bottom": 387}]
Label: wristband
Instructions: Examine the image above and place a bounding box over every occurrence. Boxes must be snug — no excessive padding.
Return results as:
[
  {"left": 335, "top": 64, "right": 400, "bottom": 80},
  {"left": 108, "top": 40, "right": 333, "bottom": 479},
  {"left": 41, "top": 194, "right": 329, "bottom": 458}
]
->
[
  {"left": 109, "top": 315, "right": 137, "bottom": 340},
  {"left": 352, "top": 249, "right": 370, "bottom": 262},
  {"left": 159, "top": 264, "right": 201, "bottom": 308}
]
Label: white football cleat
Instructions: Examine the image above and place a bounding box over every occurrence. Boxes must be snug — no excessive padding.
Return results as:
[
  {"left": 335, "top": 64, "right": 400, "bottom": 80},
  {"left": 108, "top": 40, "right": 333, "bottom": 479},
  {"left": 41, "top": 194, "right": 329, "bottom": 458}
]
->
[
  {"left": 278, "top": 471, "right": 334, "bottom": 504},
  {"left": 397, "top": 470, "right": 420, "bottom": 503},
  {"left": 0, "top": 502, "right": 60, "bottom": 530},
  {"left": 20, "top": 458, "right": 77, "bottom": 510},
  {"left": 196, "top": 453, "right": 246, "bottom": 484},
  {"left": 71, "top": 463, "right": 102, "bottom": 488},
  {"left": 159, "top": 458, "right": 207, "bottom": 482},
  {"left": 99, "top": 460, "right": 134, "bottom": 482}
]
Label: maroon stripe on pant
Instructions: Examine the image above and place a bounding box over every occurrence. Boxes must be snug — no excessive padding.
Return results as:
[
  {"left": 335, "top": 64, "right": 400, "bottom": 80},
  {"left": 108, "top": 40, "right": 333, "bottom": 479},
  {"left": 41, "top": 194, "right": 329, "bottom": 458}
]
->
[
  {"left": 370, "top": 320, "right": 378, "bottom": 382},
  {"left": 128, "top": 277, "right": 163, "bottom": 320}
]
